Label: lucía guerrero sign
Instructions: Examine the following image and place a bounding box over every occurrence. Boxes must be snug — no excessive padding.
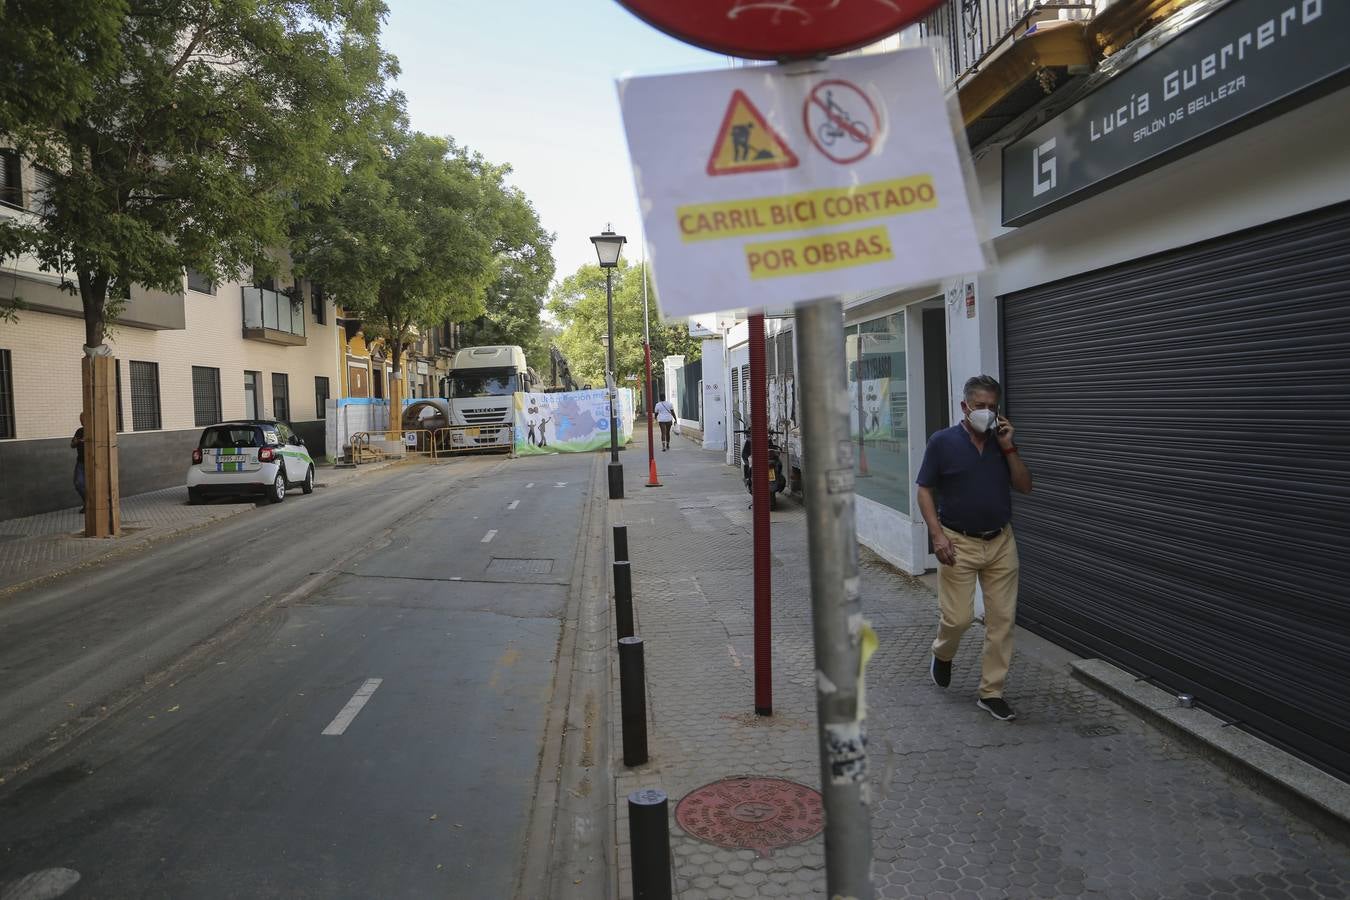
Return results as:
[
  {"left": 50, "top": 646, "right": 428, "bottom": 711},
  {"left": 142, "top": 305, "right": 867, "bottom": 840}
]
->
[
  {"left": 616, "top": 0, "right": 945, "bottom": 60},
  {"left": 619, "top": 49, "right": 984, "bottom": 318}
]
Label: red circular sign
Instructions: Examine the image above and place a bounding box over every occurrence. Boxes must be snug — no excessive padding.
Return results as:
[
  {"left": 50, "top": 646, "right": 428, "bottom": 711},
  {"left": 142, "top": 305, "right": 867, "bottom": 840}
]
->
[
  {"left": 804, "top": 79, "right": 879, "bottom": 164},
  {"left": 616, "top": 0, "right": 946, "bottom": 61}
]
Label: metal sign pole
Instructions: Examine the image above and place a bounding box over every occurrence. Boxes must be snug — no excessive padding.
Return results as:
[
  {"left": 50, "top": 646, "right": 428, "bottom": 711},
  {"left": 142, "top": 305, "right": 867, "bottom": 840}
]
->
[
  {"left": 748, "top": 312, "right": 772, "bottom": 716},
  {"left": 795, "top": 297, "right": 872, "bottom": 899}
]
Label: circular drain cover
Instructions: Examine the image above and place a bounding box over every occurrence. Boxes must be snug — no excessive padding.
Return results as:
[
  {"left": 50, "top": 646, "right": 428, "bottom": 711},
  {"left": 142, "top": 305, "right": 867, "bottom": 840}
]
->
[{"left": 675, "top": 777, "right": 823, "bottom": 855}]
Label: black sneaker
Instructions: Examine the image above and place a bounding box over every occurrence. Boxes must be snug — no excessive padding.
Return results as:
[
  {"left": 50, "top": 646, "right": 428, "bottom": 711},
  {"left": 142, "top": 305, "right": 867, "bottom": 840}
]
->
[
  {"left": 977, "top": 697, "right": 1016, "bottom": 721},
  {"left": 930, "top": 655, "right": 951, "bottom": 688}
]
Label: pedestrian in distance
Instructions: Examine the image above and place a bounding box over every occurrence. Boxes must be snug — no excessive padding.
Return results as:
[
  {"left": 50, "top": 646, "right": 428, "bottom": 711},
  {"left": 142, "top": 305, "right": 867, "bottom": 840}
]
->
[
  {"left": 653, "top": 394, "right": 676, "bottom": 451},
  {"left": 71, "top": 413, "right": 86, "bottom": 514},
  {"left": 916, "top": 375, "right": 1033, "bottom": 721}
]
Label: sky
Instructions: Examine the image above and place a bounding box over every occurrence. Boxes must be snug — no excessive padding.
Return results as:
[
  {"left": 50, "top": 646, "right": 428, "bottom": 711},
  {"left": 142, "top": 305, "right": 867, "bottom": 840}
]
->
[{"left": 380, "top": 1, "right": 727, "bottom": 285}]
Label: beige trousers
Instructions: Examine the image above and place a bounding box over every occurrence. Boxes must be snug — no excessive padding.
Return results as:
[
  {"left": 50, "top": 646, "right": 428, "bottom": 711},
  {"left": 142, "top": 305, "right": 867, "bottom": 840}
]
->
[{"left": 932, "top": 525, "right": 1019, "bottom": 699}]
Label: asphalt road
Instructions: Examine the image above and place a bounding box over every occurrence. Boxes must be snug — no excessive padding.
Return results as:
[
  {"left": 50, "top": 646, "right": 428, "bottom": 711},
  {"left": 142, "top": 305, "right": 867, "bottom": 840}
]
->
[{"left": 0, "top": 451, "right": 598, "bottom": 899}]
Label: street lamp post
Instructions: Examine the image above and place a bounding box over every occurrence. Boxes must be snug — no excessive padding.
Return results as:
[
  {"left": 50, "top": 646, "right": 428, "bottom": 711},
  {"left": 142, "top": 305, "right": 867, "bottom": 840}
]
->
[{"left": 591, "top": 228, "right": 627, "bottom": 500}]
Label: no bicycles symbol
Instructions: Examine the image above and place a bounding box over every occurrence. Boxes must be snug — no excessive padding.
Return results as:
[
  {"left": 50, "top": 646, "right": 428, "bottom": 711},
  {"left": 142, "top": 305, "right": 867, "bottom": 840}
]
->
[{"left": 804, "top": 79, "right": 879, "bottom": 164}]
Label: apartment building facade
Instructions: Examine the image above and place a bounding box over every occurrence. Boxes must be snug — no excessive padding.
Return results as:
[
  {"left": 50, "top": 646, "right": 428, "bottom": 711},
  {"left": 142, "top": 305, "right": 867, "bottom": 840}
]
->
[{"left": 1, "top": 147, "right": 341, "bottom": 519}]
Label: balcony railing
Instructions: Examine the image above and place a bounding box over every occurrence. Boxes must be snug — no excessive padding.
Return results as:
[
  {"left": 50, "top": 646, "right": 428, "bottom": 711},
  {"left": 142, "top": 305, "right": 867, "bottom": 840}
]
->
[
  {"left": 918, "top": 0, "right": 1097, "bottom": 89},
  {"left": 242, "top": 285, "right": 306, "bottom": 345}
]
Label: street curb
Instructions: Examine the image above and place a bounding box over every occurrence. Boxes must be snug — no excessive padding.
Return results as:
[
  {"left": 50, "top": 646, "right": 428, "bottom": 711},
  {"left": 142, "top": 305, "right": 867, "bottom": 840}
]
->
[
  {"left": 515, "top": 452, "right": 613, "bottom": 900},
  {"left": 1071, "top": 658, "right": 1350, "bottom": 840}
]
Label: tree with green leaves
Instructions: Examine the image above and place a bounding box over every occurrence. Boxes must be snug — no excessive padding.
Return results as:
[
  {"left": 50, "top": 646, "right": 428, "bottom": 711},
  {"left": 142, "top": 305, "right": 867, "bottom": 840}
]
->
[
  {"left": 547, "top": 260, "right": 702, "bottom": 391},
  {"left": 0, "top": 0, "right": 395, "bottom": 533},
  {"left": 453, "top": 191, "right": 556, "bottom": 373},
  {"left": 293, "top": 126, "right": 545, "bottom": 411}
]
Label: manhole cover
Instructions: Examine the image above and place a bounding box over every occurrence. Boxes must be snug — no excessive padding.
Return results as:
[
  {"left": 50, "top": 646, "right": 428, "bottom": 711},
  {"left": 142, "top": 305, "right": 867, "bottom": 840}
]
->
[
  {"left": 1075, "top": 723, "right": 1121, "bottom": 738},
  {"left": 486, "top": 557, "right": 554, "bottom": 575},
  {"left": 675, "top": 777, "right": 823, "bottom": 856}
]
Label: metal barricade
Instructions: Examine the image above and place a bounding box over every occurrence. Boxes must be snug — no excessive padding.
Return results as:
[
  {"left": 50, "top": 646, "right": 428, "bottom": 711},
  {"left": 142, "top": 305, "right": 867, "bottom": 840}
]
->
[
  {"left": 394, "top": 428, "right": 438, "bottom": 459},
  {"left": 433, "top": 424, "right": 514, "bottom": 457}
]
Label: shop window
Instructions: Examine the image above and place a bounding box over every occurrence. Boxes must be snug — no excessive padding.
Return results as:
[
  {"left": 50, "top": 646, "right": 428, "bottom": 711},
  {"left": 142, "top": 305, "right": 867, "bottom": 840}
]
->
[
  {"left": 191, "top": 366, "right": 222, "bottom": 426},
  {"left": 130, "top": 360, "right": 161, "bottom": 431},
  {"left": 0, "top": 349, "right": 14, "bottom": 439},
  {"left": 314, "top": 376, "right": 330, "bottom": 419},
  {"left": 271, "top": 372, "right": 290, "bottom": 422},
  {"left": 847, "top": 312, "right": 909, "bottom": 515},
  {"left": 373, "top": 368, "right": 384, "bottom": 400}
]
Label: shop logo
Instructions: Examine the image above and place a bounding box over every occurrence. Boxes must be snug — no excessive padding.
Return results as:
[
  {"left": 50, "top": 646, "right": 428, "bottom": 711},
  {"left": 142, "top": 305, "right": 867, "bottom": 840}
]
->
[{"left": 1032, "top": 138, "right": 1057, "bottom": 197}]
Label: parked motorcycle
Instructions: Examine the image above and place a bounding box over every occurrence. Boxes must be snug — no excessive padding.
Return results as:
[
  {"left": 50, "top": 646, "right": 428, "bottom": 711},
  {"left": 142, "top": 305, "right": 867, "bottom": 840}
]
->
[{"left": 740, "top": 431, "right": 787, "bottom": 510}]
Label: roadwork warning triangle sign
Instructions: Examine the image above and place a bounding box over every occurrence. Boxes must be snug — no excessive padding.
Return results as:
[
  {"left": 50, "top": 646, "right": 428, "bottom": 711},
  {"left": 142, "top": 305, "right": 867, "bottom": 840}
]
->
[{"left": 706, "top": 90, "right": 799, "bottom": 176}]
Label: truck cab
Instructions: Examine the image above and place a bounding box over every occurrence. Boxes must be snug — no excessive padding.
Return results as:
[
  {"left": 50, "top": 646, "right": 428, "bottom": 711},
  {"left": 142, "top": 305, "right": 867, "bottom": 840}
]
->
[{"left": 439, "top": 345, "right": 531, "bottom": 450}]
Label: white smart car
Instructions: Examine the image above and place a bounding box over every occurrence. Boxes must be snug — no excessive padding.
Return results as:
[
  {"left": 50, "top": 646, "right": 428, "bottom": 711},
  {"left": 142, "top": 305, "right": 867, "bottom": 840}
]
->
[{"left": 187, "top": 420, "right": 316, "bottom": 505}]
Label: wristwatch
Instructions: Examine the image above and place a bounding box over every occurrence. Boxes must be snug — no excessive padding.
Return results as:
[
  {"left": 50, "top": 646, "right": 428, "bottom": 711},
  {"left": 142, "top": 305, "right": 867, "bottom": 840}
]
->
[{"left": 1001, "top": 444, "right": 1020, "bottom": 456}]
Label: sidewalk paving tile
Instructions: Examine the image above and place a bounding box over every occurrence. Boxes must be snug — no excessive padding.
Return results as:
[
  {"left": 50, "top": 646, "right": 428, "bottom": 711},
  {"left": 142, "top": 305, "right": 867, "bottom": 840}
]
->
[{"left": 608, "top": 434, "right": 1349, "bottom": 899}]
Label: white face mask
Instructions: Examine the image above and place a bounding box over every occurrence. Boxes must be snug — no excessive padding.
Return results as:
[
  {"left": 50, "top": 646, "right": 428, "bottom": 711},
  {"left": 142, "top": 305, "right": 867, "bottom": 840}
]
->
[{"left": 967, "top": 408, "right": 997, "bottom": 433}]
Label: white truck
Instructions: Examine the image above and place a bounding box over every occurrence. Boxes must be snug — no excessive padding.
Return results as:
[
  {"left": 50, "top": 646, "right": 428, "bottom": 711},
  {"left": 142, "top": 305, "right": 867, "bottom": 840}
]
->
[{"left": 438, "top": 345, "right": 533, "bottom": 451}]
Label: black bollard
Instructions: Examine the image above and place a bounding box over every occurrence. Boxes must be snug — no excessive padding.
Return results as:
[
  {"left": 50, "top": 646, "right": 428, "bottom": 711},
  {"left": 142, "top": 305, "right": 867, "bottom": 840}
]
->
[
  {"left": 613, "top": 523, "right": 629, "bottom": 562},
  {"left": 619, "top": 636, "right": 648, "bottom": 767},
  {"left": 628, "top": 788, "right": 672, "bottom": 900},
  {"left": 614, "top": 560, "right": 634, "bottom": 640}
]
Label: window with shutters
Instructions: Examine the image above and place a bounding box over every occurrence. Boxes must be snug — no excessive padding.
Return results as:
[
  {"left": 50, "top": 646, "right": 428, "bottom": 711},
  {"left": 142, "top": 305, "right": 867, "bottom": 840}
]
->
[
  {"left": 186, "top": 269, "right": 216, "bottom": 295},
  {"left": 271, "top": 373, "right": 290, "bottom": 422},
  {"left": 0, "top": 150, "right": 21, "bottom": 209},
  {"left": 191, "top": 366, "right": 222, "bottom": 426},
  {"left": 314, "top": 376, "right": 330, "bottom": 419},
  {"left": 29, "top": 166, "right": 55, "bottom": 215},
  {"left": 0, "top": 349, "right": 14, "bottom": 439},
  {"left": 130, "top": 360, "right": 161, "bottom": 431}
]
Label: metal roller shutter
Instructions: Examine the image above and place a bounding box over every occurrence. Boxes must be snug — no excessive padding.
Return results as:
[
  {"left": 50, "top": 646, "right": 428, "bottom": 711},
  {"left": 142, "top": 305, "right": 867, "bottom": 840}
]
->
[{"left": 1001, "top": 201, "right": 1350, "bottom": 778}]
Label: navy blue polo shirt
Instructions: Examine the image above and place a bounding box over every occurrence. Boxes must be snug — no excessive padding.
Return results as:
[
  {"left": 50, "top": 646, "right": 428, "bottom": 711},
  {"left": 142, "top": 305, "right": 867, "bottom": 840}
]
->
[{"left": 915, "top": 423, "right": 1012, "bottom": 533}]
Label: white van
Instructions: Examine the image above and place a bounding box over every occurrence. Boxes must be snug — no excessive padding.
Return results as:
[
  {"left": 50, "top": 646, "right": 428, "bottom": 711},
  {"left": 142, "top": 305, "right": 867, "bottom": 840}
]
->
[{"left": 439, "top": 345, "right": 532, "bottom": 449}]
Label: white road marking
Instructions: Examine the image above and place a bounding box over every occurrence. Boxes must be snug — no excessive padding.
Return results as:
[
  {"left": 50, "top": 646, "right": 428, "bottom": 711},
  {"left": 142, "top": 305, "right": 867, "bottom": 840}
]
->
[
  {"left": 556, "top": 482, "right": 567, "bottom": 487},
  {"left": 526, "top": 482, "right": 535, "bottom": 488},
  {"left": 507, "top": 500, "right": 520, "bottom": 510},
  {"left": 322, "top": 678, "right": 383, "bottom": 736},
  {"left": 482, "top": 529, "right": 498, "bottom": 543},
  {"left": 728, "top": 644, "right": 743, "bottom": 669}
]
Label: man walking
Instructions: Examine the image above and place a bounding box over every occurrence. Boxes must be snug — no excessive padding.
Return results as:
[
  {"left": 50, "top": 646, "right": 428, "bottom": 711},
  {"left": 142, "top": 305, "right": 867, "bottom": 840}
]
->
[
  {"left": 653, "top": 394, "right": 676, "bottom": 451},
  {"left": 916, "top": 375, "right": 1033, "bottom": 721}
]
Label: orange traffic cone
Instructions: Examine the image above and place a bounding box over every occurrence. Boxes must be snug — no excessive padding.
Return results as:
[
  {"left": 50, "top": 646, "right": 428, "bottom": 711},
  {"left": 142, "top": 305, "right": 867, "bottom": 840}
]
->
[{"left": 646, "top": 458, "right": 663, "bottom": 488}]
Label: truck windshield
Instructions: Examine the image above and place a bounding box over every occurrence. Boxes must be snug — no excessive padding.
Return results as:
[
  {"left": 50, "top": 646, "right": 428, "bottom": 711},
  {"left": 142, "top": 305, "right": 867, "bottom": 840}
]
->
[{"left": 448, "top": 369, "right": 518, "bottom": 398}]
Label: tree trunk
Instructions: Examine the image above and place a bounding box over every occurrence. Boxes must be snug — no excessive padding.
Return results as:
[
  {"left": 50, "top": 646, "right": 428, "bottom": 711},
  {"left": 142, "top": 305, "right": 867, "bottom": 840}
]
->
[{"left": 77, "top": 267, "right": 119, "bottom": 537}]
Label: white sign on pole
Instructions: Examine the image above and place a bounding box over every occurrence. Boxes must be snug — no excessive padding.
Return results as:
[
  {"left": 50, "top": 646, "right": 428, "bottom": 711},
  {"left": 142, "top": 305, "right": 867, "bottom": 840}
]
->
[{"left": 619, "top": 49, "right": 984, "bottom": 320}]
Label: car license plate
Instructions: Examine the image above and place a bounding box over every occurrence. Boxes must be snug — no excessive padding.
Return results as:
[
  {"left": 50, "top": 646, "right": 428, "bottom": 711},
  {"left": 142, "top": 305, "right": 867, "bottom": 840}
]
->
[{"left": 217, "top": 455, "right": 245, "bottom": 463}]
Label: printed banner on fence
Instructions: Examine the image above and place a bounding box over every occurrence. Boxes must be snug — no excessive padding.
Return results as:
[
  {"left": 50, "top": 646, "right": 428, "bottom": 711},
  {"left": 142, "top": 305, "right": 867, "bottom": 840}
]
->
[{"left": 514, "top": 388, "right": 635, "bottom": 456}]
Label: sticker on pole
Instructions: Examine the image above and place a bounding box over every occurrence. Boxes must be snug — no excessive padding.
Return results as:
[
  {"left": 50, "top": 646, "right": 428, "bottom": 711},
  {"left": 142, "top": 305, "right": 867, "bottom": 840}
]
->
[
  {"left": 708, "top": 90, "right": 799, "bottom": 176},
  {"left": 804, "top": 80, "right": 878, "bottom": 164},
  {"left": 618, "top": 49, "right": 985, "bottom": 320}
]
